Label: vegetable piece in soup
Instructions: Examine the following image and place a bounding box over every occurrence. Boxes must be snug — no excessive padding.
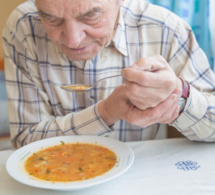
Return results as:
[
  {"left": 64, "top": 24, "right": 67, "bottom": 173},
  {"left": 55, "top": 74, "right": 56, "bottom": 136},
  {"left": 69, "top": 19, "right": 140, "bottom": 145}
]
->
[{"left": 24, "top": 143, "right": 117, "bottom": 182}]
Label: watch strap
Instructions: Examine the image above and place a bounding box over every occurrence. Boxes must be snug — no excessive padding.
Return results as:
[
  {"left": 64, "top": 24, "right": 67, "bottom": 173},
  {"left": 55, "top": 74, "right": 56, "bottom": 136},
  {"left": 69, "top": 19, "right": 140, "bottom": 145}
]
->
[{"left": 179, "top": 77, "right": 189, "bottom": 99}]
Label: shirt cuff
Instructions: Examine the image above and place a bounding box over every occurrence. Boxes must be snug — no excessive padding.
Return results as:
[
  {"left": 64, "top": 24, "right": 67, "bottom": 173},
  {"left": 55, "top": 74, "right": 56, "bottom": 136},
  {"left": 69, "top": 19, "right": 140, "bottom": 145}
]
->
[
  {"left": 57, "top": 103, "right": 113, "bottom": 136},
  {"left": 171, "top": 85, "right": 208, "bottom": 137}
]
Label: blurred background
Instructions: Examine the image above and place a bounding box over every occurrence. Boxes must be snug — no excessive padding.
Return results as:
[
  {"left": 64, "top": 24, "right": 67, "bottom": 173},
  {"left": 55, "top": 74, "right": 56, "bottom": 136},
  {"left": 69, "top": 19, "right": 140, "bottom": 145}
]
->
[
  {"left": 0, "top": 0, "right": 26, "bottom": 138},
  {"left": 0, "top": 0, "right": 215, "bottom": 142}
]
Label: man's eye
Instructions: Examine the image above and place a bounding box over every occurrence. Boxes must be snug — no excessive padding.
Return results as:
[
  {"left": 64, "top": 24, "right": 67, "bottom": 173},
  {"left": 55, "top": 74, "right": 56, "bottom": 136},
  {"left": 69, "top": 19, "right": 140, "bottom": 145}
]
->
[
  {"left": 83, "top": 13, "right": 101, "bottom": 24},
  {"left": 86, "top": 11, "right": 98, "bottom": 18},
  {"left": 45, "top": 17, "right": 64, "bottom": 26}
]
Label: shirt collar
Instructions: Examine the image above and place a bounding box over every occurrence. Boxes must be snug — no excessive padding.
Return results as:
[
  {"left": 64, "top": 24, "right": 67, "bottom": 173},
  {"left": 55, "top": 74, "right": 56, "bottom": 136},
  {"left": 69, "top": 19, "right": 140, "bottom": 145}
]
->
[{"left": 111, "top": 9, "right": 128, "bottom": 56}]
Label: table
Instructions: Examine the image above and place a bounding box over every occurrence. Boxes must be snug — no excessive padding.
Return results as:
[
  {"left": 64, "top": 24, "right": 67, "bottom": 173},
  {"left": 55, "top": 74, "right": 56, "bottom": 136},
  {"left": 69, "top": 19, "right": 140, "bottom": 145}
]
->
[{"left": 1, "top": 138, "right": 215, "bottom": 195}]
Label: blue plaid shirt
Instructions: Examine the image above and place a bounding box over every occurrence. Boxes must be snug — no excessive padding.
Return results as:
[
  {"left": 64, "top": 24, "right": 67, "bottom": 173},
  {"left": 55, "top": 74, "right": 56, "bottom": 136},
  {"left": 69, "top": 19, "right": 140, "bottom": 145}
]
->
[{"left": 3, "top": 0, "right": 215, "bottom": 148}]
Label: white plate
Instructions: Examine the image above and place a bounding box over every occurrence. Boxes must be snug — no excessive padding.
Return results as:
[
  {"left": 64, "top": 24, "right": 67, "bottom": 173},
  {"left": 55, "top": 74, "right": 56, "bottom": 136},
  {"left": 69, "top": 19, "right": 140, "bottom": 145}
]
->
[{"left": 6, "top": 136, "right": 134, "bottom": 191}]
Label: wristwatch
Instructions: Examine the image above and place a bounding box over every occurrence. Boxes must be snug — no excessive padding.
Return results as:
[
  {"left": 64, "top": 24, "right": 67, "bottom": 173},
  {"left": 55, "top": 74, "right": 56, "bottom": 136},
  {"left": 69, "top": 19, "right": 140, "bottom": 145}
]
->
[{"left": 178, "top": 78, "right": 190, "bottom": 112}]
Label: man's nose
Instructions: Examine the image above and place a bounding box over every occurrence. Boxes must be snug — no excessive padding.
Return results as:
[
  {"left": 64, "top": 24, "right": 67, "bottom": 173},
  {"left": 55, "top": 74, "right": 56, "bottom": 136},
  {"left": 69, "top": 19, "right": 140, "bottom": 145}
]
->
[{"left": 62, "top": 20, "right": 86, "bottom": 48}]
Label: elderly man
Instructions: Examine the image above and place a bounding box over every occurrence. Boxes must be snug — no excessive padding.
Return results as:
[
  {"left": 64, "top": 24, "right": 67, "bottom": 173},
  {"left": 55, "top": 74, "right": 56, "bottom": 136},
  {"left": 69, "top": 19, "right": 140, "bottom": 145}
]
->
[{"left": 3, "top": 0, "right": 215, "bottom": 148}]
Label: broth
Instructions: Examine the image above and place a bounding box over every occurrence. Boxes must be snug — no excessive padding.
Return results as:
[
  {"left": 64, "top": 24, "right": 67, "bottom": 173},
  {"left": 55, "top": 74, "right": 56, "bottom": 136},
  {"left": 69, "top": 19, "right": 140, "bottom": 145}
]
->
[{"left": 25, "top": 143, "right": 117, "bottom": 182}]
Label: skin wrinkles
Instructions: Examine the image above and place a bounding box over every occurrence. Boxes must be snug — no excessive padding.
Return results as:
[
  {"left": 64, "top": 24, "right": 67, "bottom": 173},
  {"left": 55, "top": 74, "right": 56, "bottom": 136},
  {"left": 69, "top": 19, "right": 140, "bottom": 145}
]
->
[{"left": 35, "top": 0, "right": 121, "bottom": 61}]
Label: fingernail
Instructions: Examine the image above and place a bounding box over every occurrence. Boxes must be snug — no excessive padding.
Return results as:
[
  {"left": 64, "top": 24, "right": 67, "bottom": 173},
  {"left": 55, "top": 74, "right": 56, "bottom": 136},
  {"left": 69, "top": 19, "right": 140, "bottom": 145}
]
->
[{"left": 171, "top": 94, "right": 177, "bottom": 103}]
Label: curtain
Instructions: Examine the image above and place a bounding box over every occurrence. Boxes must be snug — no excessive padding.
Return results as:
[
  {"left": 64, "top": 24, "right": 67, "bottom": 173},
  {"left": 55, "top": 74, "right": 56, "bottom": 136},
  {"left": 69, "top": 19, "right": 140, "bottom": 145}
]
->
[
  {"left": 0, "top": 72, "right": 9, "bottom": 135},
  {"left": 209, "top": 0, "right": 215, "bottom": 71},
  {"left": 146, "top": 0, "right": 214, "bottom": 69}
]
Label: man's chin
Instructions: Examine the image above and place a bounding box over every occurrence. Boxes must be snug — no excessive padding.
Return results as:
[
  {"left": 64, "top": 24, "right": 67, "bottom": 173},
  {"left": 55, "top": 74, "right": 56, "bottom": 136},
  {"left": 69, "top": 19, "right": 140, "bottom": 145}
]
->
[
  {"left": 58, "top": 42, "right": 104, "bottom": 61},
  {"left": 66, "top": 52, "right": 97, "bottom": 61}
]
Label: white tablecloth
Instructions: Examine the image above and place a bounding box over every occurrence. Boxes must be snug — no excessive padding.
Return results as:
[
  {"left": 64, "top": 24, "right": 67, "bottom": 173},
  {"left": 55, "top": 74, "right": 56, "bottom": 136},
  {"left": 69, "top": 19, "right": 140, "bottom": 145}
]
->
[{"left": 1, "top": 138, "right": 215, "bottom": 195}]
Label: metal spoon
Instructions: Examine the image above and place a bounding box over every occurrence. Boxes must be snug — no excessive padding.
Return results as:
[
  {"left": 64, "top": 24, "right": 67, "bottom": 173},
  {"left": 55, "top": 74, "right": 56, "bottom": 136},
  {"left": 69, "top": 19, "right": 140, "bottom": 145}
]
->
[
  {"left": 60, "top": 68, "right": 158, "bottom": 93},
  {"left": 60, "top": 74, "right": 122, "bottom": 93}
]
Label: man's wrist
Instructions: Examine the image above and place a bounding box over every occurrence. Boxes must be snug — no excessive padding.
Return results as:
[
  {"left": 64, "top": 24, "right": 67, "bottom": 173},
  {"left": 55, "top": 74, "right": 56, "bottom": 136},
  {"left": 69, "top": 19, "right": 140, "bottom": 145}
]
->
[
  {"left": 98, "top": 100, "right": 119, "bottom": 127},
  {"left": 178, "top": 77, "right": 190, "bottom": 112}
]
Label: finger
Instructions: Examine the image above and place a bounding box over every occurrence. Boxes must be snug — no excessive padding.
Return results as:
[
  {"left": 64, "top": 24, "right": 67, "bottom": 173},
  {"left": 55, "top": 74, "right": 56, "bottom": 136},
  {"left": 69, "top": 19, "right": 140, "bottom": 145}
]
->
[
  {"left": 159, "top": 98, "right": 179, "bottom": 122},
  {"left": 130, "top": 93, "right": 178, "bottom": 127},
  {"left": 124, "top": 80, "right": 167, "bottom": 101},
  {"left": 126, "top": 94, "right": 165, "bottom": 110},
  {"left": 152, "top": 89, "right": 181, "bottom": 124},
  {"left": 122, "top": 67, "right": 174, "bottom": 88},
  {"left": 173, "top": 87, "right": 182, "bottom": 98},
  {"left": 121, "top": 56, "right": 167, "bottom": 86},
  {"left": 145, "top": 94, "right": 178, "bottom": 123},
  {"left": 122, "top": 56, "right": 178, "bottom": 89},
  {"left": 132, "top": 56, "right": 166, "bottom": 71},
  {"left": 160, "top": 105, "right": 180, "bottom": 124},
  {"left": 121, "top": 68, "right": 165, "bottom": 88}
]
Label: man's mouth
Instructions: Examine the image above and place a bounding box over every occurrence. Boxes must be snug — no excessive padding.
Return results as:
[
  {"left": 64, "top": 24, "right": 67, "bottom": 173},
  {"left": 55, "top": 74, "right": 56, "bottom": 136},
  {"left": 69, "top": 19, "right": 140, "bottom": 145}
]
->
[
  {"left": 59, "top": 42, "right": 93, "bottom": 53},
  {"left": 69, "top": 46, "right": 89, "bottom": 53}
]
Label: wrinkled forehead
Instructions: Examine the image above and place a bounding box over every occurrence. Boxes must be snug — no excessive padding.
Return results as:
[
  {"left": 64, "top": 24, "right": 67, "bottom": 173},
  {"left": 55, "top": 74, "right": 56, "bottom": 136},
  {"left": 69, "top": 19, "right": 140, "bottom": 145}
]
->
[
  {"left": 34, "top": 0, "right": 113, "bottom": 5},
  {"left": 34, "top": 0, "right": 119, "bottom": 6},
  {"left": 35, "top": 0, "right": 118, "bottom": 17}
]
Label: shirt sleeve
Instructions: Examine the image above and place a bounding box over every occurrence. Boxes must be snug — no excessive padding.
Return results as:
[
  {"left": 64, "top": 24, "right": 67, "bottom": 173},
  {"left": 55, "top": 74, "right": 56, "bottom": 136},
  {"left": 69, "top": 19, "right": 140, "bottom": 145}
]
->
[
  {"left": 167, "top": 16, "right": 215, "bottom": 142},
  {"left": 2, "top": 5, "right": 112, "bottom": 149}
]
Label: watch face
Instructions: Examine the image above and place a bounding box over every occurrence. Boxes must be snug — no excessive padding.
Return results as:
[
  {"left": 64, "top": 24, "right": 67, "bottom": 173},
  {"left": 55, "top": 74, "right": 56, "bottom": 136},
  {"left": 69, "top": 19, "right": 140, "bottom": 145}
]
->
[{"left": 178, "top": 97, "right": 186, "bottom": 112}]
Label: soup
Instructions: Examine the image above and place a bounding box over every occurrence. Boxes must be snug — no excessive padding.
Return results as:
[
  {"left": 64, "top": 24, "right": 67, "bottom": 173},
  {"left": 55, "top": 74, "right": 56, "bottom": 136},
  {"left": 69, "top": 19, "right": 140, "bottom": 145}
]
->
[
  {"left": 25, "top": 142, "right": 117, "bottom": 182},
  {"left": 65, "top": 85, "right": 91, "bottom": 90}
]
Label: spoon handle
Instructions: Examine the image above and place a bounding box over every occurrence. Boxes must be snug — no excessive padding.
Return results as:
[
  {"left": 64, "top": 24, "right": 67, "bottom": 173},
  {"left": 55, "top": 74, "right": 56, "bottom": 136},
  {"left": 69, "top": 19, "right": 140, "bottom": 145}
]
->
[{"left": 92, "top": 74, "right": 122, "bottom": 88}]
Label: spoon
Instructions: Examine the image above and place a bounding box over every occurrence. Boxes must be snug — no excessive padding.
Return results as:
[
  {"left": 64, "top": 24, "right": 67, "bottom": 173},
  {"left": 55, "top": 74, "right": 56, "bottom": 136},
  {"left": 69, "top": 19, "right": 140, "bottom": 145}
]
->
[
  {"left": 60, "top": 68, "right": 159, "bottom": 93},
  {"left": 60, "top": 74, "right": 122, "bottom": 93}
]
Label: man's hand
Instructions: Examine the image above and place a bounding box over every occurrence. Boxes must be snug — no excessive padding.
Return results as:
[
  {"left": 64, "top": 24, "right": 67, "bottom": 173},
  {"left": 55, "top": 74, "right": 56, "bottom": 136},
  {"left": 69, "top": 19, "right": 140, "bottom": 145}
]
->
[
  {"left": 98, "top": 85, "right": 182, "bottom": 128},
  {"left": 121, "top": 55, "right": 183, "bottom": 110},
  {"left": 125, "top": 88, "right": 182, "bottom": 127}
]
